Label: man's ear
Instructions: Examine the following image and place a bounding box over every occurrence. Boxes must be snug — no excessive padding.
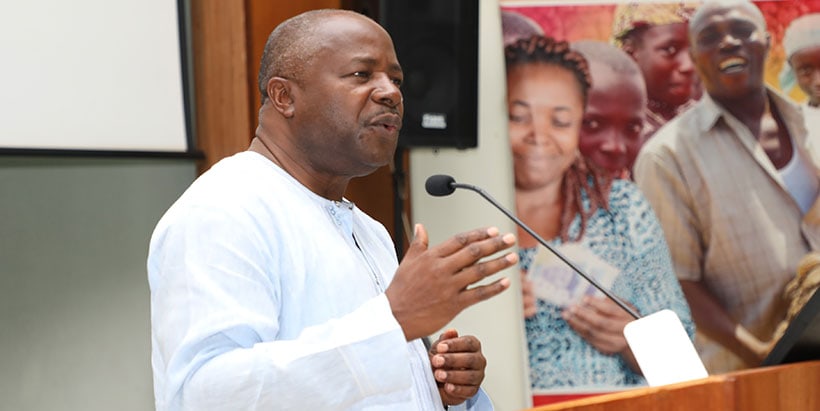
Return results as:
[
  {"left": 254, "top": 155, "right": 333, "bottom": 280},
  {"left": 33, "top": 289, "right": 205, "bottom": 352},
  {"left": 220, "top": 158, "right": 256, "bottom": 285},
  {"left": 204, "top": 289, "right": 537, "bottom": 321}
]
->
[{"left": 267, "top": 77, "right": 295, "bottom": 118}]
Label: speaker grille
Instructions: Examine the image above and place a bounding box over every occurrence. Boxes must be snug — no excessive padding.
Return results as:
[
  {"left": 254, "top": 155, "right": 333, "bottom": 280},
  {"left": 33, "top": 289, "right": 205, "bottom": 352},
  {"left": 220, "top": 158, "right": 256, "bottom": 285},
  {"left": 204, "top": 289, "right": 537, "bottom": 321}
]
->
[{"left": 380, "top": 0, "right": 479, "bottom": 148}]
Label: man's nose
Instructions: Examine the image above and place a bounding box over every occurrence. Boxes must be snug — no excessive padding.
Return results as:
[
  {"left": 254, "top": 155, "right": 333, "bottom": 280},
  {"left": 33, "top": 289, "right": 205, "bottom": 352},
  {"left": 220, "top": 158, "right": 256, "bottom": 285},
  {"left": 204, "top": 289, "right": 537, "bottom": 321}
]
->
[
  {"left": 372, "top": 74, "right": 402, "bottom": 108},
  {"left": 718, "top": 32, "right": 743, "bottom": 51}
]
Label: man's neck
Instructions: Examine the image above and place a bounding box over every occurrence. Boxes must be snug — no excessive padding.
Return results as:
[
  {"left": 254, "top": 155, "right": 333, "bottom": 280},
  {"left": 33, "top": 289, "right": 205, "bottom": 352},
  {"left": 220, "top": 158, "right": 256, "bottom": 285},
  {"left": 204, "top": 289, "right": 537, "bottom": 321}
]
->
[
  {"left": 713, "top": 87, "right": 768, "bottom": 129},
  {"left": 249, "top": 135, "right": 350, "bottom": 201},
  {"left": 647, "top": 98, "right": 680, "bottom": 120}
]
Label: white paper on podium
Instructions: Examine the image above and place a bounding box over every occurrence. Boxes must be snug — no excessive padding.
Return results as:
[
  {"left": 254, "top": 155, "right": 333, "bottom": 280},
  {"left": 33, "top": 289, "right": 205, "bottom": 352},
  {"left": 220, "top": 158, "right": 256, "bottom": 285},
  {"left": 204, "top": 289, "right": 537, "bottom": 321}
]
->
[{"left": 623, "top": 309, "right": 709, "bottom": 386}]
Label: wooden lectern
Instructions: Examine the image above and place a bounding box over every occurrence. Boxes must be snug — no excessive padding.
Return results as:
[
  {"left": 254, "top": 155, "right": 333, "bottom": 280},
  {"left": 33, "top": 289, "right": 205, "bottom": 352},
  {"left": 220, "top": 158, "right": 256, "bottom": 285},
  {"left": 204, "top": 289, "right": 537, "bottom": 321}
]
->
[{"left": 525, "top": 360, "right": 820, "bottom": 411}]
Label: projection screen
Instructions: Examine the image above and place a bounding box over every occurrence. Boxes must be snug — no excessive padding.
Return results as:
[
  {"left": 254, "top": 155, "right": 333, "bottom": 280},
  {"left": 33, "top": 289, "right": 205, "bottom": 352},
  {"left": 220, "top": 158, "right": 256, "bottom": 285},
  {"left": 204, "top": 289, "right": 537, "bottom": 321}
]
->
[{"left": 0, "top": 0, "right": 193, "bottom": 155}]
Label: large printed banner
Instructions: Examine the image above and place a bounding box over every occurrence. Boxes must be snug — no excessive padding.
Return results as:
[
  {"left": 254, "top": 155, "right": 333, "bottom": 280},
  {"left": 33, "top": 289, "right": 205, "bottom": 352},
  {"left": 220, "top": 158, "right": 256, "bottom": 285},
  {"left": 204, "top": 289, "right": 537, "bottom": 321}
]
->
[
  {"left": 502, "top": 0, "right": 820, "bottom": 101},
  {"left": 500, "top": 0, "right": 820, "bottom": 406}
]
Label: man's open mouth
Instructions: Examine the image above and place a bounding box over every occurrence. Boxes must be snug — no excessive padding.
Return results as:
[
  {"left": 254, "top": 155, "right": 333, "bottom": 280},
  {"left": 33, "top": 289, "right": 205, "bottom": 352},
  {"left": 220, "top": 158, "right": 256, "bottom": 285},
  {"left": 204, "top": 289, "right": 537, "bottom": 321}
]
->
[{"left": 719, "top": 57, "right": 747, "bottom": 73}]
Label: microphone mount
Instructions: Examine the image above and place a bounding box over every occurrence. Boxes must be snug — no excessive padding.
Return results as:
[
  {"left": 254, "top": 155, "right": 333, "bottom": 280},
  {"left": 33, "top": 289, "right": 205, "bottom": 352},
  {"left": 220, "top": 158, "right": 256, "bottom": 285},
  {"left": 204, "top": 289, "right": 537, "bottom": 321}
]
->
[{"left": 426, "top": 174, "right": 641, "bottom": 320}]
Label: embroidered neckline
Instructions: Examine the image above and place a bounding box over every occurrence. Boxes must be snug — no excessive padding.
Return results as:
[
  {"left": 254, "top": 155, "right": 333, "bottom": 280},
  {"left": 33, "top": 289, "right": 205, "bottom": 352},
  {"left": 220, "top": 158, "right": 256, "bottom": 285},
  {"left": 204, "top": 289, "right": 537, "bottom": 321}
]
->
[{"left": 332, "top": 199, "right": 354, "bottom": 210}]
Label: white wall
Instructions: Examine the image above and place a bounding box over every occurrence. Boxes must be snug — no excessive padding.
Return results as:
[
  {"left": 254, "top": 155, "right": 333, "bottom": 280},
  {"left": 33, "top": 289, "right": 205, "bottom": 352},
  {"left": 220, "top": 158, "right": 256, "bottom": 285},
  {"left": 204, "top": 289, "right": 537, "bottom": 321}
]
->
[{"left": 409, "top": 1, "right": 531, "bottom": 410}]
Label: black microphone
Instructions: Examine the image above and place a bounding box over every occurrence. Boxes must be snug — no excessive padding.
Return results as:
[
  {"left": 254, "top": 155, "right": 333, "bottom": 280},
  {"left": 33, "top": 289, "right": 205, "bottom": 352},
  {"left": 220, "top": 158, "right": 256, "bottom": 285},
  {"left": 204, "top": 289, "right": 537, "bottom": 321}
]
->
[{"left": 425, "top": 174, "right": 641, "bottom": 320}]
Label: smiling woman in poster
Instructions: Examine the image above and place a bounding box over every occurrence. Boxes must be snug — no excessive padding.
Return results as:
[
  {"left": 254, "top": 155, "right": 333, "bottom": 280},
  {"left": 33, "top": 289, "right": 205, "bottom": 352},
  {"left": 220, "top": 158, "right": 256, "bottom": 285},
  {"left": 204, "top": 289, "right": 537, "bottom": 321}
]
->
[{"left": 504, "top": 35, "right": 694, "bottom": 390}]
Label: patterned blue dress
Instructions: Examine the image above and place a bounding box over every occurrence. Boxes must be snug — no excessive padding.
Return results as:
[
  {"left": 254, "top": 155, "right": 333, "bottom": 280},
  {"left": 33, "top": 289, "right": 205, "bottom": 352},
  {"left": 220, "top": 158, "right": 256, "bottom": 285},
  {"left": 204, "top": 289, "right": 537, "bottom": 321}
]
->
[{"left": 520, "top": 179, "right": 694, "bottom": 389}]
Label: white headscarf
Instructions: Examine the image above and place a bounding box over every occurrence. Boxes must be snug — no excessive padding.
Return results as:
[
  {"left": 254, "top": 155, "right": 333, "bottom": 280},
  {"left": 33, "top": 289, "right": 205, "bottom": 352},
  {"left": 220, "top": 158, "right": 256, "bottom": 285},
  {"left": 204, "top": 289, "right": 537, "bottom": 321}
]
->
[{"left": 779, "top": 13, "right": 820, "bottom": 93}]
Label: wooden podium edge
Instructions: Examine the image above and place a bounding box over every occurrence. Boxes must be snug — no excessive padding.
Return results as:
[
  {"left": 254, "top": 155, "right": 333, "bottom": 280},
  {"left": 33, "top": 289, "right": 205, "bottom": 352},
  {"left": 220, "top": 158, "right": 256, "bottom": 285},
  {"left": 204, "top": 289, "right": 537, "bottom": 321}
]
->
[{"left": 525, "top": 361, "right": 820, "bottom": 411}]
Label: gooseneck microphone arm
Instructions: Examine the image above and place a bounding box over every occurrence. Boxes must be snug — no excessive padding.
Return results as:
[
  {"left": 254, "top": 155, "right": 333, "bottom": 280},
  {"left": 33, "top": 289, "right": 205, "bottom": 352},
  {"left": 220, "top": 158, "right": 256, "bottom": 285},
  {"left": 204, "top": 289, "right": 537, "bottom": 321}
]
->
[{"left": 425, "top": 174, "right": 641, "bottom": 320}]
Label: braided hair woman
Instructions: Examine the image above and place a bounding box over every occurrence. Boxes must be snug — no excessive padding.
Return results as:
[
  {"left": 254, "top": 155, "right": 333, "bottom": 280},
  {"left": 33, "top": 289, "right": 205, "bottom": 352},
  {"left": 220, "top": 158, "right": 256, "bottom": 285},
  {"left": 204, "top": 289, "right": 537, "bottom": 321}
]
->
[{"left": 505, "top": 35, "right": 694, "bottom": 390}]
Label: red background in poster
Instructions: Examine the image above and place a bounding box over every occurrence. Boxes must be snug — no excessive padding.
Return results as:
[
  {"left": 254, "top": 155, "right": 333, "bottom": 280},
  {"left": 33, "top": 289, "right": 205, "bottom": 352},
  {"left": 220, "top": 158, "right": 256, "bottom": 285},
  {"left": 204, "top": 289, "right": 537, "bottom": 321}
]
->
[{"left": 502, "top": 0, "right": 820, "bottom": 103}]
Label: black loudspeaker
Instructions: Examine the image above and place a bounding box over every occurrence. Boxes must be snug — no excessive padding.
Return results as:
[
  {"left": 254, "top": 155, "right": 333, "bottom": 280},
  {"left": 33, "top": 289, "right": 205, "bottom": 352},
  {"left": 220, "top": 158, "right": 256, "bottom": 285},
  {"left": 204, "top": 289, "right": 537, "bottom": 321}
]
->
[{"left": 343, "top": 0, "right": 479, "bottom": 149}]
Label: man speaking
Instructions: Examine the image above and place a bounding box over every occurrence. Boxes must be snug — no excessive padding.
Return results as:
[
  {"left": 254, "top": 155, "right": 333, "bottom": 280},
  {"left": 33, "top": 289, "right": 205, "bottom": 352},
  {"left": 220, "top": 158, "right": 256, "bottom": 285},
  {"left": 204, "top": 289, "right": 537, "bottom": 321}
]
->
[{"left": 147, "top": 9, "right": 516, "bottom": 410}]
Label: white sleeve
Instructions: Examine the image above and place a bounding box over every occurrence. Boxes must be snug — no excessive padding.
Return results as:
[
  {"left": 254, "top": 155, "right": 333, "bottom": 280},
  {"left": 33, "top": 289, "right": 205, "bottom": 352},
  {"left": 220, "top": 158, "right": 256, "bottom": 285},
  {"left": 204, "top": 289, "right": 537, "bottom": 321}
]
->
[
  {"left": 148, "top": 204, "right": 415, "bottom": 410},
  {"left": 448, "top": 388, "right": 495, "bottom": 411},
  {"left": 180, "top": 296, "right": 413, "bottom": 410}
]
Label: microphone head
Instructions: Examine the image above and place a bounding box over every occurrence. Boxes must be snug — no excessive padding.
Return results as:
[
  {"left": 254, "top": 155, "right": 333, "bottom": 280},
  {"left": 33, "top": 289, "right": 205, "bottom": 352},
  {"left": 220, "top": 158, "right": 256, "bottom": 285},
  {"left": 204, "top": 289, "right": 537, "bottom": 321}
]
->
[{"left": 425, "top": 174, "right": 457, "bottom": 197}]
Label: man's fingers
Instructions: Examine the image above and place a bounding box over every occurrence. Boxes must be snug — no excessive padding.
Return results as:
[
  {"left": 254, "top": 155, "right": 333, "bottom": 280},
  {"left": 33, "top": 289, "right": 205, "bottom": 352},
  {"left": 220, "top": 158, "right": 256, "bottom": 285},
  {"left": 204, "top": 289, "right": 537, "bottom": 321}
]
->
[
  {"left": 456, "top": 277, "right": 511, "bottom": 308},
  {"left": 430, "top": 329, "right": 460, "bottom": 355},
  {"left": 437, "top": 329, "right": 460, "bottom": 343},
  {"left": 435, "top": 368, "right": 484, "bottom": 387},
  {"left": 439, "top": 381, "right": 480, "bottom": 403},
  {"left": 450, "top": 232, "right": 517, "bottom": 267},
  {"left": 432, "top": 351, "right": 486, "bottom": 372},
  {"left": 389, "top": 226, "right": 516, "bottom": 341},
  {"left": 435, "top": 335, "right": 480, "bottom": 355},
  {"left": 403, "top": 224, "right": 429, "bottom": 259},
  {"left": 432, "top": 227, "right": 497, "bottom": 257},
  {"left": 436, "top": 368, "right": 482, "bottom": 402},
  {"left": 455, "top": 251, "right": 518, "bottom": 287}
]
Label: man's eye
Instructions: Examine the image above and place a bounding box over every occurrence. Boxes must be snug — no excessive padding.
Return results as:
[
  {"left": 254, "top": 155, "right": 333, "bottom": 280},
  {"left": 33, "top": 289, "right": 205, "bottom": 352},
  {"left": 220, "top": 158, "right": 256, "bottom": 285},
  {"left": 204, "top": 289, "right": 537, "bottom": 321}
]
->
[
  {"left": 731, "top": 23, "right": 756, "bottom": 40},
  {"left": 353, "top": 71, "right": 370, "bottom": 79},
  {"left": 583, "top": 119, "right": 600, "bottom": 130},
  {"left": 697, "top": 32, "right": 721, "bottom": 47},
  {"left": 392, "top": 78, "right": 403, "bottom": 87}
]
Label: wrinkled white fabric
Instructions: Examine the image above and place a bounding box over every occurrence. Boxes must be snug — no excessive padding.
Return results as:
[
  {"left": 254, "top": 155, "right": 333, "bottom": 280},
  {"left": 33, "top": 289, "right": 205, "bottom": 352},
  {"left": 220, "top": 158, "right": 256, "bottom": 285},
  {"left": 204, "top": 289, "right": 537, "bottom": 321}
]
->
[{"left": 148, "top": 151, "right": 491, "bottom": 410}]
